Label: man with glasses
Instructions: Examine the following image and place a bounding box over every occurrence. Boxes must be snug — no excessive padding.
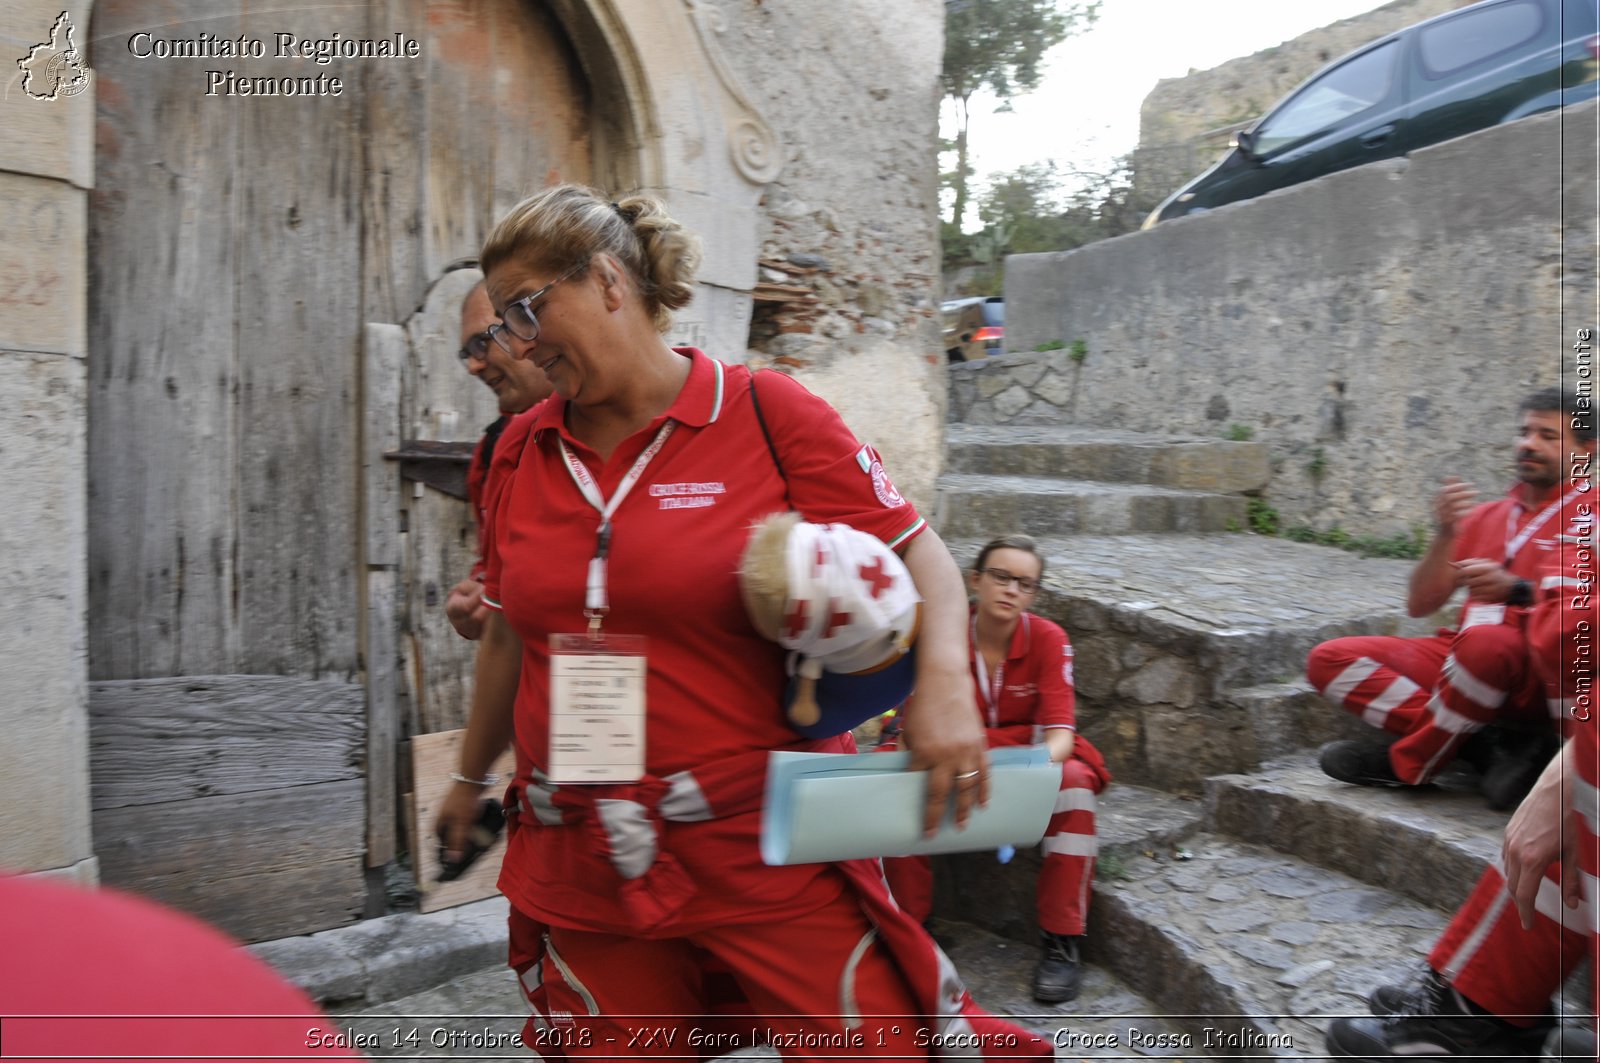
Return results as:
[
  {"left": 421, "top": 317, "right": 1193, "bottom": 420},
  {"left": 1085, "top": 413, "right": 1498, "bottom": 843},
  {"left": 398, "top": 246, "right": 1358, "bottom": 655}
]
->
[{"left": 444, "top": 276, "right": 553, "bottom": 640}]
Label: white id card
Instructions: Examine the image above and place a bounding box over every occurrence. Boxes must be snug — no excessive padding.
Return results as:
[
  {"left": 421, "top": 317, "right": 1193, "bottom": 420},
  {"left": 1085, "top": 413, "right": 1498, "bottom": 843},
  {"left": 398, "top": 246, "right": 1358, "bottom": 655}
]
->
[
  {"left": 548, "top": 633, "right": 647, "bottom": 783},
  {"left": 1461, "top": 604, "right": 1506, "bottom": 629}
]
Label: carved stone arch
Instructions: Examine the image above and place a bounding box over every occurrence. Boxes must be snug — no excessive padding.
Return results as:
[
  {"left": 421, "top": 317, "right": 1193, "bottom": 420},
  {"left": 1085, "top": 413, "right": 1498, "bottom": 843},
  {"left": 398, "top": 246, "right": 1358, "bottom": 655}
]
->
[{"left": 546, "top": 0, "right": 784, "bottom": 360}]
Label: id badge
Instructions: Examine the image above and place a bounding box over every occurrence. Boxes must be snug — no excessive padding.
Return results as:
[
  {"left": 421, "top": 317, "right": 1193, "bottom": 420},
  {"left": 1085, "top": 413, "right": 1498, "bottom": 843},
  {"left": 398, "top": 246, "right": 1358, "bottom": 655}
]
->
[
  {"left": 548, "top": 633, "right": 647, "bottom": 783},
  {"left": 1462, "top": 603, "right": 1506, "bottom": 629}
]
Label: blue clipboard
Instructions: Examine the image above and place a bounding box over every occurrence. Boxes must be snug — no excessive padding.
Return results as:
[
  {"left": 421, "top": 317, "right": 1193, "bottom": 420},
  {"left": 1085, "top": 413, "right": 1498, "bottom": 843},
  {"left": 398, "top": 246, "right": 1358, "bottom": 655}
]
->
[{"left": 760, "top": 746, "right": 1060, "bottom": 866}]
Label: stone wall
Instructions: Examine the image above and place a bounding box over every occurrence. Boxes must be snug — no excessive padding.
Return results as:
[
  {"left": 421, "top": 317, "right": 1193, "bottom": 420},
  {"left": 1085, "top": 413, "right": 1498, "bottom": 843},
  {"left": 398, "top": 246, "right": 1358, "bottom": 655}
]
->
[
  {"left": 976, "top": 101, "right": 1599, "bottom": 537},
  {"left": 0, "top": 0, "right": 95, "bottom": 882},
  {"left": 714, "top": 0, "right": 948, "bottom": 509},
  {"left": 1135, "top": 0, "right": 1477, "bottom": 200}
]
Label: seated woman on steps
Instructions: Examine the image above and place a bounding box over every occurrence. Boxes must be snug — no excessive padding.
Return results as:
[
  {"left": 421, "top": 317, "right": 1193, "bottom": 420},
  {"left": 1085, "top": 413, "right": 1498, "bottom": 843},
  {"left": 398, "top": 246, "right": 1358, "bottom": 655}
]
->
[{"left": 881, "top": 533, "right": 1112, "bottom": 1003}]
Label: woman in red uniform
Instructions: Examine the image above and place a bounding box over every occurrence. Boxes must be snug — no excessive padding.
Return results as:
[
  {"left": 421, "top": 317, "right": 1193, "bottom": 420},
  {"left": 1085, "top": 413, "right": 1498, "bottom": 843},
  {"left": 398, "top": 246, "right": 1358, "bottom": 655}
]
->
[
  {"left": 433, "top": 185, "right": 1049, "bottom": 1060},
  {"left": 884, "top": 534, "right": 1110, "bottom": 1004}
]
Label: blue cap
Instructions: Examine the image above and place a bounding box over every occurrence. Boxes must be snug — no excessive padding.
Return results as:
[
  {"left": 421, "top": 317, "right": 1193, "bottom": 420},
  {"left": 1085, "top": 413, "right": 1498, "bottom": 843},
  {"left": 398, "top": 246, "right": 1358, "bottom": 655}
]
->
[{"left": 783, "top": 647, "right": 917, "bottom": 739}]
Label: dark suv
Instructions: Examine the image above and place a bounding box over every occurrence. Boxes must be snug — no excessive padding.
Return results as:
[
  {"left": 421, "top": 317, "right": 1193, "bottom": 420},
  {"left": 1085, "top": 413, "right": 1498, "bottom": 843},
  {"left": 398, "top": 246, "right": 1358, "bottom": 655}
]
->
[{"left": 1145, "top": 0, "right": 1600, "bottom": 226}]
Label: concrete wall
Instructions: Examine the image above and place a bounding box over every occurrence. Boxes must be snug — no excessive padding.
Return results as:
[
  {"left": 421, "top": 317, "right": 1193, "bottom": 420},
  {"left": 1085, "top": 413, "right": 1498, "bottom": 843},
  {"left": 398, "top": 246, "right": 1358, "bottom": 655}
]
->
[
  {"left": 973, "top": 101, "right": 1599, "bottom": 536},
  {"left": 715, "top": 0, "right": 948, "bottom": 510},
  {"left": 0, "top": 0, "right": 95, "bottom": 882},
  {"left": 1135, "top": 0, "right": 1477, "bottom": 200}
]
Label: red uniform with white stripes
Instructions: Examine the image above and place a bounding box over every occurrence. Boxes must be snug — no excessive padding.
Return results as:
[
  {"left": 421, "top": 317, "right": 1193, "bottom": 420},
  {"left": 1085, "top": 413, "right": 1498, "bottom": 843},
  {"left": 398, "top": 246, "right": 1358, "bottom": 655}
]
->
[
  {"left": 1306, "top": 484, "right": 1584, "bottom": 783},
  {"left": 1525, "top": 505, "right": 1600, "bottom": 1028},
  {"left": 481, "top": 351, "right": 1049, "bottom": 1060},
  {"left": 883, "top": 611, "right": 1111, "bottom": 935}
]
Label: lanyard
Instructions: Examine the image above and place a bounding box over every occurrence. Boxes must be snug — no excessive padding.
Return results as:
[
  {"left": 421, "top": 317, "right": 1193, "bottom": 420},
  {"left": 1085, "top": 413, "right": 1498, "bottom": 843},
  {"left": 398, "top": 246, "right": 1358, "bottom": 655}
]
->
[
  {"left": 558, "top": 421, "right": 676, "bottom": 635},
  {"left": 1505, "top": 483, "right": 1586, "bottom": 566},
  {"left": 971, "top": 615, "right": 1004, "bottom": 729}
]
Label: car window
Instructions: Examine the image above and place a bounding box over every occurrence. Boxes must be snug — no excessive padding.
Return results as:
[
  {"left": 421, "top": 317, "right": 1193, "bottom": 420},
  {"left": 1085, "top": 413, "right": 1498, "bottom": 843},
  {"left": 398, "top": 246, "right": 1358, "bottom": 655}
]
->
[
  {"left": 1253, "top": 40, "right": 1400, "bottom": 154},
  {"left": 983, "top": 301, "right": 1005, "bottom": 326},
  {"left": 1418, "top": 0, "right": 1544, "bottom": 79}
]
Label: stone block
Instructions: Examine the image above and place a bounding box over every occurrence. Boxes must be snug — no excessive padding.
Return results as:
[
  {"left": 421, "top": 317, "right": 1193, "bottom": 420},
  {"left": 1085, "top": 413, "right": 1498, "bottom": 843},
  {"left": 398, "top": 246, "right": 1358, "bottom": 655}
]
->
[
  {"left": 0, "top": 2, "right": 94, "bottom": 186},
  {"left": 0, "top": 174, "right": 85, "bottom": 355},
  {"left": 1032, "top": 369, "right": 1074, "bottom": 408},
  {"left": 0, "top": 350, "right": 87, "bottom": 874},
  {"left": 975, "top": 372, "right": 1016, "bottom": 400},
  {"left": 1116, "top": 657, "right": 1198, "bottom": 708},
  {"left": 249, "top": 935, "right": 367, "bottom": 1004},
  {"left": 990, "top": 385, "right": 1032, "bottom": 420}
]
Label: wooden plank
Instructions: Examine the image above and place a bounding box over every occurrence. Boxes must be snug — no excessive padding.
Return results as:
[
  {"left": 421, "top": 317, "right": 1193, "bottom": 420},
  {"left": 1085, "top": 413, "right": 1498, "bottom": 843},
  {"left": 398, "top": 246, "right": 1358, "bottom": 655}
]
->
[
  {"left": 94, "top": 779, "right": 366, "bottom": 943},
  {"left": 230, "top": 2, "right": 366, "bottom": 678},
  {"left": 419, "top": 0, "right": 593, "bottom": 277},
  {"left": 405, "top": 487, "right": 482, "bottom": 734},
  {"left": 408, "top": 730, "right": 515, "bottom": 913},
  {"left": 365, "top": 570, "right": 401, "bottom": 867},
  {"left": 360, "top": 0, "right": 429, "bottom": 330},
  {"left": 88, "top": 677, "right": 363, "bottom": 811},
  {"left": 86, "top": 3, "right": 243, "bottom": 680},
  {"left": 398, "top": 269, "right": 495, "bottom": 735},
  {"left": 364, "top": 324, "right": 407, "bottom": 569}
]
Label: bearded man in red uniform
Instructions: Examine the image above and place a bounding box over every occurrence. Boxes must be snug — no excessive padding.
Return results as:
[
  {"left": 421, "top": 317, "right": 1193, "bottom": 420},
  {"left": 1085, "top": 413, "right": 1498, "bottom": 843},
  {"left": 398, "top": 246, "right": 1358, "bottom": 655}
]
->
[{"left": 1308, "top": 389, "right": 1593, "bottom": 807}]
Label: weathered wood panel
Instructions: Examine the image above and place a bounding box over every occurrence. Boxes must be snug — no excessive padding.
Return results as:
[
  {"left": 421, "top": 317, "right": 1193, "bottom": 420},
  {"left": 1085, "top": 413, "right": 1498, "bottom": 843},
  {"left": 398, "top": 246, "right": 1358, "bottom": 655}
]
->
[
  {"left": 364, "top": 323, "right": 408, "bottom": 865},
  {"left": 87, "top": 4, "right": 244, "bottom": 679},
  {"left": 89, "top": 677, "right": 364, "bottom": 810},
  {"left": 360, "top": 0, "right": 430, "bottom": 329},
  {"left": 231, "top": 4, "right": 365, "bottom": 678},
  {"left": 420, "top": 0, "right": 594, "bottom": 277},
  {"left": 400, "top": 270, "right": 495, "bottom": 734},
  {"left": 89, "top": 676, "right": 366, "bottom": 941},
  {"left": 93, "top": 779, "right": 366, "bottom": 944},
  {"left": 409, "top": 730, "right": 515, "bottom": 912}
]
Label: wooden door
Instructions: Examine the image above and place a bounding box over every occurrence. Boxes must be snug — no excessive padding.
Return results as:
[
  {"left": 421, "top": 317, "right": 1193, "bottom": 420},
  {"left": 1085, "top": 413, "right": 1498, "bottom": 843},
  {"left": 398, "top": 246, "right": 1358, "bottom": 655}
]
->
[{"left": 87, "top": 0, "right": 599, "bottom": 941}]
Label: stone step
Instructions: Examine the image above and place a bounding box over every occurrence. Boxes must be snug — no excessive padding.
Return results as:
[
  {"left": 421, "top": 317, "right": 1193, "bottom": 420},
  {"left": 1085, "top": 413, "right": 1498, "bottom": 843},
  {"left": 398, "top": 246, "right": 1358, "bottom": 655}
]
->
[
  {"left": 937, "top": 781, "right": 1206, "bottom": 945},
  {"left": 1205, "top": 751, "right": 1507, "bottom": 914},
  {"left": 1089, "top": 831, "right": 1450, "bottom": 1058},
  {"left": 945, "top": 423, "right": 1271, "bottom": 494},
  {"left": 935, "top": 474, "right": 1246, "bottom": 537},
  {"left": 1223, "top": 681, "right": 1372, "bottom": 766},
  {"left": 331, "top": 923, "right": 1188, "bottom": 1061},
  {"left": 942, "top": 534, "right": 1436, "bottom": 789}
]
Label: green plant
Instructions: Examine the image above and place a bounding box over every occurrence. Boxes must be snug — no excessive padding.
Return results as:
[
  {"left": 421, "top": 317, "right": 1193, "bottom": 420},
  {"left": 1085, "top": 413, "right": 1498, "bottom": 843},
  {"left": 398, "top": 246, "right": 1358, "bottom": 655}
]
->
[
  {"left": 1246, "top": 497, "right": 1279, "bottom": 535},
  {"left": 1284, "top": 524, "right": 1428, "bottom": 560},
  {"left": 1068, "top": 338, "right": 1088, "bottom": 364},
  {"left": 1095, "top": 851, "right": 1129, "bottom": 882},
  {"left": 1307, "top": 447, "right": 1327, "bottom": 479},
  {"left": 1033, "top": 339, "right": 1067, "bottom": 352},
  {"left": 1225, "top": 423, "right": 1254, "bottom": 442}
]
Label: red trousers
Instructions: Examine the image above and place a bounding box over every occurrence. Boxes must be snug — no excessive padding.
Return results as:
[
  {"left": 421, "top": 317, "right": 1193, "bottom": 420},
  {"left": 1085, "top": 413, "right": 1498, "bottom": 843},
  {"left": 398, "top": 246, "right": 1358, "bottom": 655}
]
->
[
  {"left": 883, "top": 756, "right": 1104, "bottom": 936},
  {"left": 1306, "top": 627, "right": 1549, "bottom": 783},
  {"left": 515, "top": 884, "right": 932, "bottom": 1061},
  {"left": 1426, "top": 860, "right": 1587, "bottom": 1026}
]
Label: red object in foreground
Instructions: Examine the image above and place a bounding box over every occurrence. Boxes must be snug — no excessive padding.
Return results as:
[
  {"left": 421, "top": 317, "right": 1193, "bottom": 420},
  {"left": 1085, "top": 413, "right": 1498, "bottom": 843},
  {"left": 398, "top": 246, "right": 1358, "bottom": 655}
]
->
[{"left": 0, "top": 873, "right": 362, "bottom": 1061}]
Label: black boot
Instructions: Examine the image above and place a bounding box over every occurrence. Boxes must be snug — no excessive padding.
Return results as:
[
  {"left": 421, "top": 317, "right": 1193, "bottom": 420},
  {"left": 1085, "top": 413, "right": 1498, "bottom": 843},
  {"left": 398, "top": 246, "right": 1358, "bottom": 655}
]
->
[
  {"left": 1480, "top": 729, "right": 1562, "bottom": 811},
  {"left": 1032, "top": 932, "right": 1082, "bottom": 1004},
  {"left": 1327, "top": 971, "right": 1549, "bottom": 1059},
  {"left": 1319, "top": 740, "right": 1406, "bottom": 787}
]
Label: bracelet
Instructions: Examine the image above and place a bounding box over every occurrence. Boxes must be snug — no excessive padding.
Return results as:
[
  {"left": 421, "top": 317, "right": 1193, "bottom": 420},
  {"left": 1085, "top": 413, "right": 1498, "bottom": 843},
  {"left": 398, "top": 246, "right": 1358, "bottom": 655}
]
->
[{"left": 449, "top": 771, "right": 498, "bottom": 787}]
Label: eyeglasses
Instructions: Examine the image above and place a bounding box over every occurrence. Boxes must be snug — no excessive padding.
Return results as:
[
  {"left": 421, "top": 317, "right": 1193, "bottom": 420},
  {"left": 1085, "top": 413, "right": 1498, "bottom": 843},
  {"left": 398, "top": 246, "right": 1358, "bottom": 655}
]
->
[
  {"left": 457, "top": 331, "right": 494, "bottom": 366},
  {"left": 487, "top": 262, "right": 588, "bottom": 355},
  {"left": 979, "top": 567, "right": 1039, "bottom": 594}
]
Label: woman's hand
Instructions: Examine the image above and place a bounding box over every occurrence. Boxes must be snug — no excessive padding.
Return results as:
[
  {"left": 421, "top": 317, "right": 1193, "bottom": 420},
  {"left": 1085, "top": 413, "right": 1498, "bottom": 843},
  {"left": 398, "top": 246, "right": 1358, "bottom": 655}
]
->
[
  {"left": 1503, "top": 739, "right": 1577, "bottom": 929},
  {"left": 899, "top": 530, "right": 988, "bottom": 836}
]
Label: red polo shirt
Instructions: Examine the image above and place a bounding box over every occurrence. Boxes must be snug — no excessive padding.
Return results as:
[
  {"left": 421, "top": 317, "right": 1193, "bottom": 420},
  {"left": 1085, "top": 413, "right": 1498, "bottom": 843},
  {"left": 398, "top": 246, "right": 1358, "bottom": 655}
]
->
[
  {"left": 479, "top": 349, "right": 927, "bottom": 931},
  {"left": 1451, "top": 483, "right": 1591, "bottom": 629},
  {"left": 972, "top": 610, "right": 1075, "bottom": 746}
]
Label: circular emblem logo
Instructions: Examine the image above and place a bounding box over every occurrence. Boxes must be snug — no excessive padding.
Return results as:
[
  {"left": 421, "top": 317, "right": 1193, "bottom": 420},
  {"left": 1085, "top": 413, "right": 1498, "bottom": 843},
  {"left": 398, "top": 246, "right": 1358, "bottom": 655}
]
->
[{"left": 869, "top": 460, "right": 904, "bottom": 509}]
